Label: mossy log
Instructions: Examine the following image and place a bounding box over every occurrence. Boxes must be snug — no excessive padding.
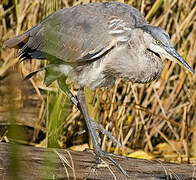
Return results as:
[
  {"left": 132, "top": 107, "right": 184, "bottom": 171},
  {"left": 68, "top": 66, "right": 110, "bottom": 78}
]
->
[{"left": 0, "top": 143, "right": 195, "bottom": 180}]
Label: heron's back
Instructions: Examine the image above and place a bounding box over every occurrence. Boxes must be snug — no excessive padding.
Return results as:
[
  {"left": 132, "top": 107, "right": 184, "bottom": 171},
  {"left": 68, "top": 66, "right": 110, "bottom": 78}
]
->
[{"left": 3, "top": 2, "right": 146, "bottom": 62}]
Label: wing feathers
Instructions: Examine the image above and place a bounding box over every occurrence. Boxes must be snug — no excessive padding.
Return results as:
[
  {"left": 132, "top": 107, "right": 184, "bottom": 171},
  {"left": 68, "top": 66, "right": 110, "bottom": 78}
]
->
[{"left": 3, "top": 33, "right": 29, "bottom": 49}]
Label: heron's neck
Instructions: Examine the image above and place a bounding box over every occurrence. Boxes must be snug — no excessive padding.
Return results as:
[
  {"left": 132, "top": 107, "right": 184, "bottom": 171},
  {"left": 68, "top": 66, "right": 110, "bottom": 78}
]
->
[
  {"left": 102, "top": 31, "right": 163, "bottom": 83},
  {"left": 129, "top": 28, "right": 152, "bottom": 51}
]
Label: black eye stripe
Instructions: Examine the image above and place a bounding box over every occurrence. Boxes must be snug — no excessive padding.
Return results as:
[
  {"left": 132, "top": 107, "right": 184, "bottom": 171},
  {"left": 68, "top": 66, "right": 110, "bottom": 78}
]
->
[{"left": 163, "top": 32, "right": 170, "bottom": 39}]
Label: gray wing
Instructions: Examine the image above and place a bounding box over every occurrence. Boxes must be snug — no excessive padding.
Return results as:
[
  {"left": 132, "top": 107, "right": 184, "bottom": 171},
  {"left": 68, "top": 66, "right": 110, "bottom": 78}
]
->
[{"left": 3, "top": 2, "right": 146, "bottom": 64}]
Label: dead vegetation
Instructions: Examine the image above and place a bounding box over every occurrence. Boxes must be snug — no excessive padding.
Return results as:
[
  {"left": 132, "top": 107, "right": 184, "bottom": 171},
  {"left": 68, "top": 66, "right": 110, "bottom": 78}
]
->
[{"left": 0, "top": 0, "right": 196, "bottom": 169}]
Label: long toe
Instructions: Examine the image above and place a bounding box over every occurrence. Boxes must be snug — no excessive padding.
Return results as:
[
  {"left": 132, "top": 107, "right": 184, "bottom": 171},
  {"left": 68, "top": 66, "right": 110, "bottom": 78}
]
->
[{"left": 94, "top": 147, "right": 129, "bottom": 177}]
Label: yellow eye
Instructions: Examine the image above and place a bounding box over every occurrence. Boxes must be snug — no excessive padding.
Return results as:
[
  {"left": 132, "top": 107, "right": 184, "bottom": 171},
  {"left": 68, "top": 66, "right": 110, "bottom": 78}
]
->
[{"left": 156, "top": 40, "right": 162, "bottom": 45}]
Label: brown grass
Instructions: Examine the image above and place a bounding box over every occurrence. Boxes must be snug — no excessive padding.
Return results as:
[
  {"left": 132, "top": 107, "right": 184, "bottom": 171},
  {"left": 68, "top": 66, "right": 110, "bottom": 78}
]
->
[{"left": 0, "top": 0, "right": 196, "bottom": 163}]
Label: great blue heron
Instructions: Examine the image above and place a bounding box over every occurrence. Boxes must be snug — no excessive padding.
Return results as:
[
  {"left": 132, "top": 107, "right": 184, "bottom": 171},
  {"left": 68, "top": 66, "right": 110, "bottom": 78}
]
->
[{"left": 3, "top": 2, "right": 194, "bottom": 177}]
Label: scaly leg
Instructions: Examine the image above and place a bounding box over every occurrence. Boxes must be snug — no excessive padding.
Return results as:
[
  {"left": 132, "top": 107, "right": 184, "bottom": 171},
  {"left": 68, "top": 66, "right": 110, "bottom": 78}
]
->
[
  {"left": 57, "top": 77, "right": 128, "bottom": 176},
  {"left": 77, "top": 87, "right": 129, "bottom": 177},
  {"left": 57, "top": 77, "right": 121, "bottom": 146}
]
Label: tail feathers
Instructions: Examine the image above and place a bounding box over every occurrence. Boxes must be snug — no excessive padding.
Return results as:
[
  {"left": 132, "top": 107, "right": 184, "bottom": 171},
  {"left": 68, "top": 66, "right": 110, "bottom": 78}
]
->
[
  {"left": 19, "top": 45, "right": 45, "bottom": 61},
  {"left": 18, "top": 45, "right": 60, "bottom": 63},
  {"left": 3, "top": 33, "right": 29, "bottom": 49},
  {"left": 4, "top": 30, "right": 62, "bottom": 63}
]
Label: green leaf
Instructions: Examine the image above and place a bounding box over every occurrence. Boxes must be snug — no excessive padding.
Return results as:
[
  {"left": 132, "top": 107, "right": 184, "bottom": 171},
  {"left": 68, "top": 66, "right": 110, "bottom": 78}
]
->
[{"left": 44, "top": 64, "right": 63, "bottom": 86}]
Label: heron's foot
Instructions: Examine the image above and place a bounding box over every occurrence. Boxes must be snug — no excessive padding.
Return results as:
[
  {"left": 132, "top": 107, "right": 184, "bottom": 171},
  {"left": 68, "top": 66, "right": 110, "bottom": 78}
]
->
[
  {"left": 93, "top": 145, "right": 129, "bottom": 177},
  {"left": 89, "top": 121, "right": 128, "bottom": 177},
  {"left": 91, "top": 121, "right": 122, "bottom": 147}
]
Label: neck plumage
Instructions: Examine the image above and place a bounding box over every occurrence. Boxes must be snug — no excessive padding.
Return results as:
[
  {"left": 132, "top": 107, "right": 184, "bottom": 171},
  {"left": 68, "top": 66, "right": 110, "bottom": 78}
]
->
[{"left": 103, "top": 29, "right": 163, "bottom": 83}]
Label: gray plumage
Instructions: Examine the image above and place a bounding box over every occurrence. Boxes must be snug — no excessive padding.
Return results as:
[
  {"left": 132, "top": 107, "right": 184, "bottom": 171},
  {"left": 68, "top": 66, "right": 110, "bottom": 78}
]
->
[{"left": 5, "top": 2, "right": 193, "bottom": 90}]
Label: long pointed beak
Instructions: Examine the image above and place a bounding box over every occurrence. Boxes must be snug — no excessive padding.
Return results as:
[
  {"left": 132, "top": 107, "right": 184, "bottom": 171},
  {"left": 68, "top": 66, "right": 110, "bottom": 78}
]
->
[{"left": 165, "top": 46, "right": 195, "bottom": 74}]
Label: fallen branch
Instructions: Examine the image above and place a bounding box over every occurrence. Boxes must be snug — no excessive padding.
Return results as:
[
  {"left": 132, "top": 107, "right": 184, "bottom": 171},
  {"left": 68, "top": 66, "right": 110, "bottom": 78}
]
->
[{"left": 0, "top": 143, "right": 195, "bottom": 180}]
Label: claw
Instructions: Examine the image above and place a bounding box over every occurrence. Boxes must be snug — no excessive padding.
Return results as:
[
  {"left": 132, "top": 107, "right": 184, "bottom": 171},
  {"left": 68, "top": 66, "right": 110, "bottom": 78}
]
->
[{"left": 94, "top": 146, "right": 129, "bottom": 177}]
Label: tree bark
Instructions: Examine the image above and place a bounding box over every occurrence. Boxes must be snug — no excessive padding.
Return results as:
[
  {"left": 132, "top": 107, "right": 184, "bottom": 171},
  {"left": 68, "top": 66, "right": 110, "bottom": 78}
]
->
[{"left": 0, "top": 143, "right": 195, "bottom": 180}]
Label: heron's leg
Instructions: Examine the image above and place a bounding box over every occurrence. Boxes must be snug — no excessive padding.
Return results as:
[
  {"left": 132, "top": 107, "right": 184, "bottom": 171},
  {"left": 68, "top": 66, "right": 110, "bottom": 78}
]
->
[
  {"left": 77, "top": 87, "right": 129, "bottom": 177},
  {"left": 58, "top": 78, "right": 128, "bottom": 176},
  {"left": 57, "top": 77, "right": 121, "bottom": 146},
  {"left": 77, "top": 88, "right": 102, "bottom": 153}
]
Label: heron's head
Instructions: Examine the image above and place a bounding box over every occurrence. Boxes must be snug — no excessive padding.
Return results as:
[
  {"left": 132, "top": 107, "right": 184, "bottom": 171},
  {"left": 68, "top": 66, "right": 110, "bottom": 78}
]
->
[{"left": 141, "top": 25, "right": 194, "bottom": 74}]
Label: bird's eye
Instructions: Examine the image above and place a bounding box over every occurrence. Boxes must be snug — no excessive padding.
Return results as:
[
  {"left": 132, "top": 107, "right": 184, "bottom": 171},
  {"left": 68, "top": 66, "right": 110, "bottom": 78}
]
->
[{"left": 156, "top": 40, "right": 162, "bottom": 45}]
